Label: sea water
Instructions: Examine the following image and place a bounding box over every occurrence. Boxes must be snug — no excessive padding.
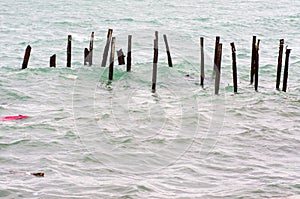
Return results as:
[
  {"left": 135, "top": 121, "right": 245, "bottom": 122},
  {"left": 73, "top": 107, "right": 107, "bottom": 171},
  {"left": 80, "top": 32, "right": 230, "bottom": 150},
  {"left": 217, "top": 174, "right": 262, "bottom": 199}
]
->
[{"left": 0, "top": 0, "right": 300, "bottom": 198}]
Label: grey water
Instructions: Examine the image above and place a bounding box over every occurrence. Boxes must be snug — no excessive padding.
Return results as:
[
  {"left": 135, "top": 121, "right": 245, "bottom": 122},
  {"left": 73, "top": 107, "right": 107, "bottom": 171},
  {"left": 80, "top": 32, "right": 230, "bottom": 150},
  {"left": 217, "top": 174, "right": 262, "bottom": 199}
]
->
[{"left": 0, "top": 0, "right": 300, "bottom": 198}]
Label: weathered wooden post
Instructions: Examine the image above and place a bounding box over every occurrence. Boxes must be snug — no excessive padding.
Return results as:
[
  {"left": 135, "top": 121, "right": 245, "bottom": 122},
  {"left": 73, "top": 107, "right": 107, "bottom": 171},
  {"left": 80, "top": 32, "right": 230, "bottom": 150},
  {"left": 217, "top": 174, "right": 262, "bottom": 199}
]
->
[
  {"left": 282, "top": 48, "right": 291, "bottom": 92},
  {"left": 108, "top": 37, "right": 116, "bottom": 81},
  {"left": 127, "top": 35, "right": 132, "bottom": 72},
  {"left": 101, "top": 29, "right": 113, "bottom": 67},
  {"left": 250, "top": 36, "right": 257, "bottom": 84},
  {"left": 50, "top": 54, "right": 56, "bottom": 68},
  {"left": 84, "top": 48, "right": 89, "bottom": 65},
  {"left": 67, "top": 35, "right": 72, "bottom": 68},
  {"left": 254, "top": 39, "right": 260, "bottom": 91},
  {"left": 89, "top": 32, "right": 94, "bottom": 66},
  {"left": 200, "top": 37, "right": 205, "bottom": 87},
  {"left": 117, "top": 49, "right": 125, "bottom": 65},
  {"left": 276, "top": 39, "right": 284, "bottom": 90},
  {"left": 22, "top": 45, "right": 31, "bottom": 70},
  {"left": 230, "top": 42, "right": 238, "bottom": 93},
  {"left": 213, "top": 36, "right": 220, "bottom": 77},
  {"left": 163, "top": 34, "right": 173, "bottom": 67},
  {"left": 215, "top": 43, "right": 222, "bottom": 95},
  {"left": 152, "top": 31, "right": 158, "bottom": 92}
]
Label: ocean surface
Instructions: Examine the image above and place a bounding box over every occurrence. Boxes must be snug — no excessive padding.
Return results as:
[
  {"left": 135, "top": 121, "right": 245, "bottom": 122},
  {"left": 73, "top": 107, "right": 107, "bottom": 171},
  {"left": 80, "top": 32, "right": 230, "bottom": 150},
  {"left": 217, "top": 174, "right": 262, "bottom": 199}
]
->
[{"left": 1, "top": 0, "right": 300, "bottom": 198}]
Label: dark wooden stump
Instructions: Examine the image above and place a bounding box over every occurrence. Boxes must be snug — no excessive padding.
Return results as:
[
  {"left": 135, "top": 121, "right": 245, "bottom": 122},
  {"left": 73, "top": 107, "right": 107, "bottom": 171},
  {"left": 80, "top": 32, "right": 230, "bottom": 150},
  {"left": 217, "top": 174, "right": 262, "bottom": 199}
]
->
[
  {"left": 50, "top": 54, "right": 56, "bottom": 68},
  {"left": 276, "top": 39, "right": 284, "bottom": 90},
  {"left": 117, "top": 49, "right": 125, "bottom": 65},
  {"left": 282, "top": 48, "right": 291, "bottom": 92},
  {"left": 250, "top": 36, "right": 257, "bottom": 84},
  {"left": 84, "top": 48, "right": 89, "bottom": 65},
  {"left": 152, "top": 31, "right": 158, "bottom": 92},
  {"left": 88, "top": 32, "right": 94, "bottom": 66},
  {"left": 254, "top": 39, "right": 260, "bottom": 91},
  {"left": 163, "top": 34, "right": 173, "bottom": 67},
  {"left": 22, "top": 45, "right": 31, "bottom": 70},
  {"left": 230, "top": 42, "right": 238, "bottom": 93},
  {"left": 200, "top": 37, "right": 205, "bottom": 87},
  {"left": 101, "top": 29, "right": 113, "bottom": 67},
  {"left": 215, "top": 43, "right": 222, "bottom": 95},
  {"left": 127, "top": 35, "right": 132, "bottom": 72},
  {"left": 109, "top": 37, "right": 116, "bottom": 81},
  {"left": 67, "top": 35, "right": 72, "bottom": 68},
  {"left": 213, "top": 36, "right": 220, "bottom": 77}
]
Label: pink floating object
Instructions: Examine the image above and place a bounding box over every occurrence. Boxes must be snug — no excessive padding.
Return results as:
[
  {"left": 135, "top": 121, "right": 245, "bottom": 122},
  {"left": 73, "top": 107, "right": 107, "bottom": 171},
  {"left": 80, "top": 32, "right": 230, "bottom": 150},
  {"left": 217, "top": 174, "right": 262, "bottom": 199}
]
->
[{"left": 0, "top": 115, "right": 29, "bottom": 121}]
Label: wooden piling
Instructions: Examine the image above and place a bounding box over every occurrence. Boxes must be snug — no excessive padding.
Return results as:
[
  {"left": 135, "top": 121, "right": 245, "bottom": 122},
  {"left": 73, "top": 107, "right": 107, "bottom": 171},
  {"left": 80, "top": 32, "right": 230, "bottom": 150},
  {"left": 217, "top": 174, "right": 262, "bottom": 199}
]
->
[
  {"left": 89, "top": 32, "right": 94, "bottom": 66},
  {"left": 101, "top": 29, "right": 113, "bottom": 67},
  {"left": 117, "top": 49, "right": 125, "bottom": 65},
  {"left": 108, "top": 37, "right": 116, "bottom": 81},
  {"left": 254, "top": 39, "right": 260, "bottom": 91},
  {"left": 230, "top": 42, "right": 237, "bottom": 93},
  {"left": 200, "top": 37, "right": 205, "bottom": 87},
  {"left": 84, "top": 48, "right": 89, "bottom": 65},
  {"left": 250, "top": 36, "right": 257, "bottom": 84},
  {"left": 213, "top": 36, "right": 220, "bottom": 77},
  {"left": 152, "top": 31, "right": 158, "bottom": 91},
  {"left": 22, "top": 45, "right": 31, "bottom": 70},
  {"left": 67, "top": 35, "right": 72, "bottom": 68},
  {"left": 163, "top": 34, "right": 173, "bottom": 67},
  {"left": 282, "top": 48, "right": 291, "bottom": 92},
  {"left": 127, "top": 35, "right": 132, "bottom": 72},
  {"left": 215, "top": 43, "right": 222, "bottom": 95},
  {"left": 276, "top": 39, "right": 284, "bottom": 90},
  {"left": 50, "top": 54, "right": 56, "bottom": 68}
]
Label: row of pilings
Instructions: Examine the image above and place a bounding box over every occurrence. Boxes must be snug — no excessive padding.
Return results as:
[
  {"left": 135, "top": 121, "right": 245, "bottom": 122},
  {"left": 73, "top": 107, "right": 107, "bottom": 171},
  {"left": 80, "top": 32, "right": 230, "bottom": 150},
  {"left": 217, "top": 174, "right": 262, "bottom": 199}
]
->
[{"left": 20, "top": 29, "right": 292, "bottom": 93}]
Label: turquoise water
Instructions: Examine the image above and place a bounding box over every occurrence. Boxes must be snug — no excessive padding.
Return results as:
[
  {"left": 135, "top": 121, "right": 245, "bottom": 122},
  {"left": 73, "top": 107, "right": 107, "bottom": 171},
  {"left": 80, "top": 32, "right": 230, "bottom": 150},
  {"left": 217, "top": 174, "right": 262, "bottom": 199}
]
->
[{"left": 1, "top": 0, "right": 300, "bottom": 198}]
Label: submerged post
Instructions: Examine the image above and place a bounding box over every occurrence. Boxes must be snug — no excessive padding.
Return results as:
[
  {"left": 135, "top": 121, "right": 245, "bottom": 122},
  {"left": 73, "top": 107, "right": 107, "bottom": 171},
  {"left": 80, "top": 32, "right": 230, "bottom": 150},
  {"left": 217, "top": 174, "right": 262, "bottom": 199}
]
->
[
  {"left": 230, "top": 42, "right": 238, "bottom": 93},
  {"left": 200, "top": 37, "right": 205, "bottom": 87},
  {"left": 215, "top": 43, "right": 222, "bottom": 95},
  {"left": 163, "top": 34, "right": 173, "bottom": 67},
  {"left": 101, "top": 29, "right": 113, "bottom": 67},
  {"left": 109, "top": 37, "right": 116, "bottom": 81},
  {"left": 152, "top": 31, "right": 158, "bottom": 92},
  {"left": 276, "top": 39, "right": 284, "bottom": 90},
  {"left": 84, "top": 48, "right": 89, "bottom": 65},
  {"left": 213, "top": 36, "right": 220, "bottom": 77},
  {"left": 127, "top": 35, "right": 132, "bottom": 72},
  {"left": 254, "top": 39, "right": 260, "bottom": 91},
  {"left": 117, "top": 49, "right": 125, "bottom": 65},
  {"left": 50, "top": 54, "right": 56, "bottom": 68},
  {"left": 282, "top": 48, "right": 291, "bottom": 92},
  {"left": 22, "top": 45, "right": 31, "bottom": 70},
  {"left": 89, "top": 32, "right": 94, "bottom": 66},
  {"left": 250, "top": 36, "right": 257, "bottom": 84},
  {"left": 67, "top": 35, "right": 72, "bottom": 68}
]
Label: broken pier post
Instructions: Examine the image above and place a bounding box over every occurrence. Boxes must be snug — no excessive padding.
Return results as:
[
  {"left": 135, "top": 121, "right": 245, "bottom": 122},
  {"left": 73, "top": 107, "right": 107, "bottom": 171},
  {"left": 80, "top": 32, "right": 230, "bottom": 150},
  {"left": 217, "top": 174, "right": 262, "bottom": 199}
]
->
[
  {"left": 108, "top": 37, "right": 116, "bottom": 81},
  {"left": 89, "top": 32, "right": 94, "bottom": 66},
  {"left": 117, "top": 49, "right": 125, "bottom": 65},
  {"left": 22, "top": 45, "right": 31, "bottom": 70},
  {"left": 67, "top": 35, "right": 72, "bottom": 68},
  {"left": 250, "top": 36, "right": 257, "bottom": 84},
  {"left": 215, "top": 43, "right": 222, "bottom": 95},
  {"left": 254, "top": 39, "right": 260, "bottom": 91},
  {"left": 230, "top": 42, "right": 238, "bottom": 93},
  {"left": 282, "top": 48, "right": 291, "bottom": 92},
  {"left": 276, "top": 39, "right": 284, "bottom": 90},
  {"left": 200, "top": 37, "right": 204, "bottom": 87},
  {"left": 163, "top": 34, "right": 173, "bottom": 67},
  {"left": 127, "top": 35, "right": 132, "bottom": 72},
  {"left": 152, "top": 31, "right": 158, "bottom": 92},
  {"left": 50, "top": 54, "right": 56, "bottom": 68},
  {"left": 101, "top": 29, "right": 113, "bottom": 67},
  {"left": 213, "top": 36, "right": 220, "bottom": 77}
]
